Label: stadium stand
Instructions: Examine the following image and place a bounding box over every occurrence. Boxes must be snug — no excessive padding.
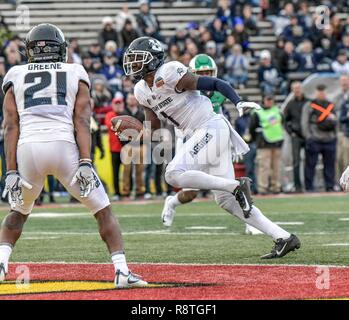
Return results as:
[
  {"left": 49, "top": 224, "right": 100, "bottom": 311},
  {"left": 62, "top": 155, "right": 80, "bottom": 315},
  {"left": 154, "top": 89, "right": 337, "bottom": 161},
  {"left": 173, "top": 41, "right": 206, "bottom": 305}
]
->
[{"left": 0, "top": 0, "right": 287, "bottom": 105}]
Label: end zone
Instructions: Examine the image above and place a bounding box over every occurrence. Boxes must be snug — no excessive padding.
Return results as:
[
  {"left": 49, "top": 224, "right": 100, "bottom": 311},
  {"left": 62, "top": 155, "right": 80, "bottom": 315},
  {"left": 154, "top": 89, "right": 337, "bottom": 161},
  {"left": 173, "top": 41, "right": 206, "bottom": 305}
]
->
[{"left": 1, "top": 263, "right": 349, "bottom": 300}]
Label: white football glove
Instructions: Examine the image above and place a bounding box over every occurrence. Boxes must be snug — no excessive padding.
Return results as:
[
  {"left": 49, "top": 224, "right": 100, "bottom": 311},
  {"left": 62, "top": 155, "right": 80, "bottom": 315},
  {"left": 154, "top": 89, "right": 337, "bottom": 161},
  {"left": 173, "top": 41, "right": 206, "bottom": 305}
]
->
[
  {"left": 340, "top": 166, "right": 349, "bottom": 192},
  {"left": 236, "top": 101, "right": 261, "bottom": 117},
  {"left": 70, "top": 162, "right": 96, "bottom": 198},
  {"left": 2, "top": 171, "right": 33, "bottom": 209}
]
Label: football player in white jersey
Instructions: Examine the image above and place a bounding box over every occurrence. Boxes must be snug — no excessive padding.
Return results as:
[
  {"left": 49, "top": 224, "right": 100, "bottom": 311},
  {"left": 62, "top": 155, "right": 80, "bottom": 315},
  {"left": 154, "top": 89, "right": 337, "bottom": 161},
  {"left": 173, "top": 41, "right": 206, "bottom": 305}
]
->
[
  {"left": 0, "top": 24, "right": 147, "bottom": 288},
  {"left": 161, "top": 53, "right": 262, "bottom": 235},
  {"left": 121, "top": 37, "right": 301, "bottom": 259}
]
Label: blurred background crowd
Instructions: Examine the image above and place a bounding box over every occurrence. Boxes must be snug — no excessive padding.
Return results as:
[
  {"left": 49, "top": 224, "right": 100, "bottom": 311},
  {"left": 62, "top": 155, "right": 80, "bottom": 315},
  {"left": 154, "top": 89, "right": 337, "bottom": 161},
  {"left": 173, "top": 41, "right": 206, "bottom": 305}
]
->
[{"left": 1, "top": 0, "right": 349, "bottom": 203}]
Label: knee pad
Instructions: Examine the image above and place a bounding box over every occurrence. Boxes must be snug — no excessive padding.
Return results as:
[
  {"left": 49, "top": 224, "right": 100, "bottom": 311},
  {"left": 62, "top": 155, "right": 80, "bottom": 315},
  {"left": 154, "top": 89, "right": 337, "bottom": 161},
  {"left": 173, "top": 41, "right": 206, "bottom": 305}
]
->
[
  {"left": 215, "top": 192, "right": 241, "bottom": 216},
  {"left": 165, "top": 169, "right": 183, "bottom": 188}
]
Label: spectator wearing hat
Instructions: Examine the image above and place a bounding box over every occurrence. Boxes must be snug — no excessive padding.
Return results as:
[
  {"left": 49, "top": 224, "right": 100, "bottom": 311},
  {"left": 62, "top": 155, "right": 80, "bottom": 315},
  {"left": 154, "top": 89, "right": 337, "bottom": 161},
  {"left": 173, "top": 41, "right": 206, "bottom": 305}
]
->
[
  {"left": 99, "top": 49, "right": 123, "bottom": 95},
  {"left": 283, "top": 81, "right": 308, "bottom": 192},
  {"left": 331, "top": 50, "right": 349, "bottom": 75},
  {"left": 249, "top": 95, "right": 284, "bottom": 194},
  {"left": 98, "top": 16, "right": 121, "bottom": 48},
  {"left": 105, "top": 97, "right": 125, "bottom": 201},
  {"left": 301, "top": 84, "right": 337, "bottom": 192},
  {"left": 258, "top": 49, "right": 286, "bottom": 95},
  {"left": 232, "top": 17, "right": 250, "bottom": 52},
  {"left": 136, "top": 0, "right": 163, "bottom": 42}
]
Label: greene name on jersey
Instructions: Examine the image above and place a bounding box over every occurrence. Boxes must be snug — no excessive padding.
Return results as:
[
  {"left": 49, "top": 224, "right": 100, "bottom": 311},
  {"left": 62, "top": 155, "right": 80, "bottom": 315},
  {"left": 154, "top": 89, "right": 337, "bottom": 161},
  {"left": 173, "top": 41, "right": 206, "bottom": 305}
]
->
[{"left": 2, "top": 62, "right": 90, "bottom": 145}]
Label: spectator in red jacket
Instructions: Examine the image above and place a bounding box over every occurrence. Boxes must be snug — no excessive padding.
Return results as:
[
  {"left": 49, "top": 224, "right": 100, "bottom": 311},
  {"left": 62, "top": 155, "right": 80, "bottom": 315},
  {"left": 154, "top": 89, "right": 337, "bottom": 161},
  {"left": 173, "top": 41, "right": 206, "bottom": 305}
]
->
[{"left": 105, "top": 96, "right": 125, "bottom": 201}]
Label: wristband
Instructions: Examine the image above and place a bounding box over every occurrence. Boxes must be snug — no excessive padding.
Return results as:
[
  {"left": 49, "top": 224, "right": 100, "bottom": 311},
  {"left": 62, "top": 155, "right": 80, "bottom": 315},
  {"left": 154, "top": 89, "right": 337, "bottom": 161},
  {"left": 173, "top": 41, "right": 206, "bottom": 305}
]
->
[
  {"left": 6, "top": 170, "right": 18, "bottom": 176},
  {"left": 79, "top": 158, "right": 92, "bottom": 163}
]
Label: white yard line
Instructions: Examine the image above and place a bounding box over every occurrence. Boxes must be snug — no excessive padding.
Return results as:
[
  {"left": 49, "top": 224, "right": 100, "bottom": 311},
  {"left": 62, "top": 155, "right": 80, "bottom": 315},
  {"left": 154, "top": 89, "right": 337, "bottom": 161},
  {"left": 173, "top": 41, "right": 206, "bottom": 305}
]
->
[
  {"left": 322, "top": 243, "right": 349, "bottom": 247},
  {"left": 30, "top": 212, "right": 88, "bottom": 218},
  {"left": 22, "top": 236, "right": 61, "bottom": 240},
  {"left": 185, "top": 226, "right": 227, "bottom": 230},
  {"left": 275, "top": 221, "right": 304, "bottom": 225}
]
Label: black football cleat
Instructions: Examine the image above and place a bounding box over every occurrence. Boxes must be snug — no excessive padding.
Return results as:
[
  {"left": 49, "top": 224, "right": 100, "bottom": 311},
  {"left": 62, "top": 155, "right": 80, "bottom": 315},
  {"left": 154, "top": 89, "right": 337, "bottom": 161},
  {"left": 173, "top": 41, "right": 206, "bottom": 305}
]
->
[
  {"left": 233, "top": 177, "right": 253, "bottom": 218},
  {"left": 261, "top": 234, "right": 301, "bottom": 259}
]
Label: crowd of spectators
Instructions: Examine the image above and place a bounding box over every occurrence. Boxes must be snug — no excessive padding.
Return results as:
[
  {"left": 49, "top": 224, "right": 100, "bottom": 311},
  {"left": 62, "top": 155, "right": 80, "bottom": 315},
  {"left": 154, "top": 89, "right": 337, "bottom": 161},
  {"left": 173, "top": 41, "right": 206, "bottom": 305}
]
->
[{"left": 2, "top": 0, "right": 349, "bottom": 201}]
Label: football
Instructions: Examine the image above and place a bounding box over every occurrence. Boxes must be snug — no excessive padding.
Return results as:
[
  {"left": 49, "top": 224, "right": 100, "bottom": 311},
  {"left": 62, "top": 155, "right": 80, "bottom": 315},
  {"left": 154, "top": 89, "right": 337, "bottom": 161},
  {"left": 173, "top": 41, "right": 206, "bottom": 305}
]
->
[{"left": 111, "top": 115, "right": 143, "bottom": 134}]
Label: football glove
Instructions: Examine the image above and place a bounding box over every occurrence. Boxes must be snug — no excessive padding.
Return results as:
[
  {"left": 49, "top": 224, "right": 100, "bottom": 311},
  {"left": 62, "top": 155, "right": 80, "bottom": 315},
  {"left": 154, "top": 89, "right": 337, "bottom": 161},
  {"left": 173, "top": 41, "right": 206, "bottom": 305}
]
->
[
  {"left": 2, "top": 171, "right": 33, "bottom": 209},
  {"left": 340, "top": 166, "right": 349, "bottom": 192},
  {"left": 70, "top": 161, "right": 96, "bottom": 198},
  {"left": 236, "top": 101, "right": 261, "bottom": 117}
]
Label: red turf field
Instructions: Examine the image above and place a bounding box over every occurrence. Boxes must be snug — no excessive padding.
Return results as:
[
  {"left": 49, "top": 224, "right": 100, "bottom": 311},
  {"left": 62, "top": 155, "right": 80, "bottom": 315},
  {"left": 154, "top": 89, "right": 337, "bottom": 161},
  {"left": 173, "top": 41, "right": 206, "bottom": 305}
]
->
[{"left": 0, "top": 263, "right": 348, "bottom": 300}]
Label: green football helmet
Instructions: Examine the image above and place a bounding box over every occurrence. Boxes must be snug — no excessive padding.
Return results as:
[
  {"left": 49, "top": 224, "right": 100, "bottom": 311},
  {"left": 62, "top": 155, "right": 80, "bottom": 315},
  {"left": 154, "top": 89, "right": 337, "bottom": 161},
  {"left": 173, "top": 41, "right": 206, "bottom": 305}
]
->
[{"left": 189, "top": 53, "right": 217, "bottom": 77}]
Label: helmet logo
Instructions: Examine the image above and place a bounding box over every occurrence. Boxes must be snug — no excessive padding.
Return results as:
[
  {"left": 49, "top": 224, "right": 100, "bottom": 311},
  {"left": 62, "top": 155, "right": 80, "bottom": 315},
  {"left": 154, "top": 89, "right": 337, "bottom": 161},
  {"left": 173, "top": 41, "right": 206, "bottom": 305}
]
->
[
  {"left": 149, "top": 39, "right": 162, "bottom": 52},
  {"left": 177, "top": 68, "right": 185, "bottom": 76}
]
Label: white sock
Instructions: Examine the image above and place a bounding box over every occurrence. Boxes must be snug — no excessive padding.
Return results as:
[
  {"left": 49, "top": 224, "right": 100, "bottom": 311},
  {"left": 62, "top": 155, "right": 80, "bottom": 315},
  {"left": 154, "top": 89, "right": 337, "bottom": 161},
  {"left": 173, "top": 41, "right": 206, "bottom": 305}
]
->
[
  {"left": 111, "top": 251, "right": 129, "bottom": 274},
  {"left": 245, "top": 207, "right": 290, "bottom": 240},
  {"left": 0, "top": 244, "right": 13, "bottom": 271},
  {"left": 217, "top": 194, "right": 290, "bottom": 240},
  {"left": 170, "top": 170, "right": 239, "bottom": 193},
  {"left": 168, "top": 193, "right": 182, "bottom": 208}
]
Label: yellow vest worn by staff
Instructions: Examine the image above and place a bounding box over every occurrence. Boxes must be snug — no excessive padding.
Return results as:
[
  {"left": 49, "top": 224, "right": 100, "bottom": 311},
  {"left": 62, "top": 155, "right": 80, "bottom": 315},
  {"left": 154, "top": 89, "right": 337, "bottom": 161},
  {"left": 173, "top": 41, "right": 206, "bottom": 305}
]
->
[{"left": 256, "top": 106, "right": 284, "bottom": 143}]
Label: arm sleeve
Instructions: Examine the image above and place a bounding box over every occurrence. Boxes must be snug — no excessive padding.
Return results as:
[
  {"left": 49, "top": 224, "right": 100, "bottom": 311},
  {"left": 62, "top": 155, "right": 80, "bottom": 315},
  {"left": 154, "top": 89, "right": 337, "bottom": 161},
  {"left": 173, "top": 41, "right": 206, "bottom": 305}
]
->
[
  {"left": 2, "top": 67, "right": 17, "bottom": 94},
  {"left": 75, "top": 64, "right": 91, "bottom": 89},
  {"left": 197, "top": 76, "right": 242, "bottom": 105}
]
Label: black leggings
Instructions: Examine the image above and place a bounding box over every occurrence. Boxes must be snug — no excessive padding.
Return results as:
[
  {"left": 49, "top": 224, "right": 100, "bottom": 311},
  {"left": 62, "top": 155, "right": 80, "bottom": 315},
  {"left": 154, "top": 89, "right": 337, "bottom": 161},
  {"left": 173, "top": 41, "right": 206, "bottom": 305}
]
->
[{"left": 111, "top": 152, "right": 122, "bottom": 196}]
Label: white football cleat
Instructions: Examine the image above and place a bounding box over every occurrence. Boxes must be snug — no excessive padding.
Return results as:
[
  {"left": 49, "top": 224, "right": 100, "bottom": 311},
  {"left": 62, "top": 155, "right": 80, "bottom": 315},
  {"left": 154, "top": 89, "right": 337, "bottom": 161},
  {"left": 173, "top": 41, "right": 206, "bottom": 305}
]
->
[
  {"left": 0, "top": 262, "right": 7, "bottom": 282},
  {"left": 245, "top": 224, "right": 263, "bottom": 235},
  {"left": 114, "top": 270, "right": 148, "bottom": 288},
  {"left": 161, "top": 196, "right": 176, "bottom": 227}
]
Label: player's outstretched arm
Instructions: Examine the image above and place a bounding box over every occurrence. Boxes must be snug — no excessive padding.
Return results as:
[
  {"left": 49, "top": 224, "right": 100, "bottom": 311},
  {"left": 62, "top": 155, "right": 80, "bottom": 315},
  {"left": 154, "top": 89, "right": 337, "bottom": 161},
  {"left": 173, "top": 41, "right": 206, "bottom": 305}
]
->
[
  {"left": 73, "top": 81, "right": 92, "bottom": 160},
  {"left": 3, "top": 87, "right": 19, "bottom": 171},
  {"left": 176, "top": 72, "right": 261, "bottom": 116}
]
